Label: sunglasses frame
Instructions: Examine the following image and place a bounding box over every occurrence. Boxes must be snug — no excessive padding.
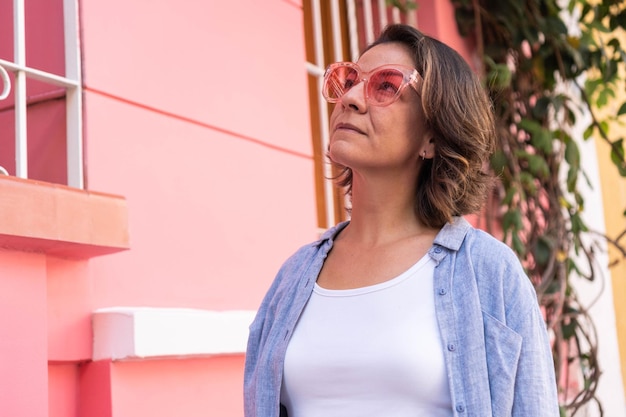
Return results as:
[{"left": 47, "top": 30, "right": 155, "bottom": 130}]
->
[{"left": 322, "top": 62, "right": 421, "bottom": 107}]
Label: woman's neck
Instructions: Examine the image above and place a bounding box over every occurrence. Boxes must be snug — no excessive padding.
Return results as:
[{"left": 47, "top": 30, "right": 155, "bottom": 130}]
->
[{"left": 343, "top": 175, "right": 436, "bottom": 246}]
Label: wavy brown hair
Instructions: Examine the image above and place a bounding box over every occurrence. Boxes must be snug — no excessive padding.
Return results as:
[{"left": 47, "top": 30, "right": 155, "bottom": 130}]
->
[{"left": 331, "top": 24, "right": 496, "bottom": 228}]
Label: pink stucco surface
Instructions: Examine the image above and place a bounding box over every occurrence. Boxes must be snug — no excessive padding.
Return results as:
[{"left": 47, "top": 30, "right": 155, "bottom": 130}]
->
[
  {"left": 0, "top": 251, "right": 48, "bottom": 417},
  {"left": 80, "top": 0, "right": 317, "bottom": 312},
  {"left": 48, "top": 363, "right": 80, "bottom": 417},
  {"left": 110, "top": 357, "right": 245, "bottom": 417},
  {"left": 82, "top": 91, "right": 317, "bottom": 310},
  {"left": 80, "top": 0, "right": 311, "bottom": 157},
  {"left": 47, "top": 257, "right": 92, "bottom": 361},
  {"left": 417, "top": 0, "right": 477, "bottom": 70}
]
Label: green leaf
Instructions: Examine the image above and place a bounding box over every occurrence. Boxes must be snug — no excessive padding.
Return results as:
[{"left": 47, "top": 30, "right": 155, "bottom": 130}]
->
[
  {"left": 562, "top": 317, "right": 578, "bottom": 339},
  {"left": 571, "top": 213, "right": 588, "bottom": 234},
  {"left": 546, "top": 16, "right": 568, "bottom": 35},
  {"left": 610, "top": 138, "right": 626, "bottom": 176},
  {"left": 584, "top": 77, "right": 603, "bottom": 98},
  {"left": 385, "top": 0, "right": 418, "bottom": 11},
  {"left": 607, "top": 38, "right": 620, "bottom": 50},
  {"left": 599, "top": 121, "right": 609, "bottom": 136},
  {"left": 575, "top": 191, "right": 584, "bottom": 208},
  {"left": 567, "top": 258, "right": 583, "bottom": 277},
  {"left": 567, "top": 166, "right": 579, "bottom": 192},
  {"left": 531, "top": 129, "right": 554, "bottom": 154},
  {"left": 527, "top": 154, "right": 551, "bottom": 179},
  {"left": 533, "top": 236, "right": 553, "bottom": 267},
  {"left": 532, "top": 96, "right": 551, "bottom": 119},
  {"left": 618, "top": 102, "right": 626, "bottom": 116},
  {"left": 491, "top": 150, "right": 508, "bottom": 175},
  {"left": 502, "top": 186, "right": 518, "bottom": 206},
  {"left": 518, "top": 118, "right": 542, "bottom": 135},
  {"left": 597, "top": 88, "right": 610, "bottom": 107},
  {"left": 565, "top": 140, "right": 581, "bottom": 169},
  {"left": 519, "top": 172, "right": 538, "bottom": 195},
  {"left": 503, "top": 209, "right": 523, "bottom": 232},
  {"left": 486, "top": 63, "right": 512, "bottom": 90},
  {"left": 511, "top": 233, "right": 526, "bottom": 256},
  {"left": 589, "top": 19, "right": 611, "bottom": 33},
  {"left": 583, "top": 125, "right": 595, "bottom": 140}
]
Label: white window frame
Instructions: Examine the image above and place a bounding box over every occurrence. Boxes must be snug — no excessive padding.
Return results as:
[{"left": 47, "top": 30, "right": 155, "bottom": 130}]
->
[
  {"left": 306, "top": 0, "right": 414, "bottom": 231},
  {"left": 0, "top": 0, "right": 83, "bottom": 188}
]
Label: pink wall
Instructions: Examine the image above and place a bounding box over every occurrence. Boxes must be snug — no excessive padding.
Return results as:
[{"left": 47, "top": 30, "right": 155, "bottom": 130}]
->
[
  {"left": 49, "top": 363, "right": 80, "bottom": 417},
  {"left": 80, "top": 0, "right": 317, "bottom": 312},
  {"left": 0, "top": 251, "right": 48, "bottom": 417},
  {"left": 47, "top": 257, "right": 92, "bottom": 361},
  {"left": 79, "top": 360, "right": 113, "bottom": 417},
  {"left": 417, "top": 0, "right": 477, "bottom": 70},
  {"left": 110, "top": 357, "right": 245, "bottom": 417}
]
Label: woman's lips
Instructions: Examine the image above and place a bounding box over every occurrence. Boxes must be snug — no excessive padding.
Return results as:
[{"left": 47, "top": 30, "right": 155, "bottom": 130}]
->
[{"left": 335, "top": 123, "right": 365, "bottom": 134}]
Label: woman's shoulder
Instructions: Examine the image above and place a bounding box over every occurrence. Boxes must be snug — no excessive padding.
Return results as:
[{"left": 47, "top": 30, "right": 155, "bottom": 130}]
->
[
  {"left": 465, "top": 226, "right": 519, "bottom": 262},
  {"left": 282, "top": 221, "right": 347, "bottom": 265}
]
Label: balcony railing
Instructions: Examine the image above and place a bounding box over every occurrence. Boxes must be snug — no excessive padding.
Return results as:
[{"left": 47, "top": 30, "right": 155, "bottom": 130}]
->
[{"left": 0, "top": 0, "right": 83, "bottom": 188}]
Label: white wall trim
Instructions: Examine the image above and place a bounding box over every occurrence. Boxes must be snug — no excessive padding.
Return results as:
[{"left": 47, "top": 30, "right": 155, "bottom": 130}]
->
[{"left": 92, "top": 307, "right": 256, "bottom": 361}]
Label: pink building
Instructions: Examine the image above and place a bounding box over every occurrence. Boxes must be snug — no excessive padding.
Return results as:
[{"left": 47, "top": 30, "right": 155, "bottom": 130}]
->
[{"left": 0, "top": 1, "right": 624, "bottom": 416}]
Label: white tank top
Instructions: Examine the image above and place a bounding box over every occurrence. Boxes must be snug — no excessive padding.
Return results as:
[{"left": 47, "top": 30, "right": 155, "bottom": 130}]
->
[{"left": 281, "top": 255, "right": 453, "bottom": 417}]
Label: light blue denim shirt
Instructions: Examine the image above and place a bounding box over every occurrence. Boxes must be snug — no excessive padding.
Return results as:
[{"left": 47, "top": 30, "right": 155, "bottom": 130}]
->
[{"left": 244, "top": 217, "right": 559, "bottom": 417}]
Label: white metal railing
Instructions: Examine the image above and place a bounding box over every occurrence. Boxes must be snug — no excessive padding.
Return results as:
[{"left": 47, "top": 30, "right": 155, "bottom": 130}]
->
[
  {"left": 306, "top": 0, "right": 416, "bottom": 230},
  {"left": 0, "top": 0, "right": 83, "bottom": 188},
  {"left": 0, "top": 65, "right": 10, "bottom": 100},
  {"left": 309, "top": 0, "right": 335, "bottom": 229}
]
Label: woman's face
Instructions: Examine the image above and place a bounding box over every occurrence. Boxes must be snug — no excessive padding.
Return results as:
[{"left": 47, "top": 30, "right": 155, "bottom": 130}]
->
[{"left": 328, "top": 42, "right": 433, "bottom": 180}]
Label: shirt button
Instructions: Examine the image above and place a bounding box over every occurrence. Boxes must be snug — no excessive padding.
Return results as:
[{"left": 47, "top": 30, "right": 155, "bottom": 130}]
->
[
  {"left": 438, "top": 288, "right": 447, "bottom": 295},
  {"left": 456, "top": 404, "right": 465, "bottom": 413},
  {"left": 447, "top": 343, "right": 456, "bottom": 351},
  {"left": 434, "top": 247, "right": 442, "bottom": 253}
]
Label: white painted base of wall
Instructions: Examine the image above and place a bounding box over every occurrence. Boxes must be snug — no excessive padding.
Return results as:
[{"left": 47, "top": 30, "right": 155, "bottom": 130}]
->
[
  {"left": 92, "top": 307, "right": 256, "bottom": 361},
  {"left": 572, "top": 135, "right": 626, "bottom": 417}
]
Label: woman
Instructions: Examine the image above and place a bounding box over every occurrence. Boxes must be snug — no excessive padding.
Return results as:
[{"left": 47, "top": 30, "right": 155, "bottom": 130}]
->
[{"left": 244, "top": 24, "right": 559, "bottom": 417}]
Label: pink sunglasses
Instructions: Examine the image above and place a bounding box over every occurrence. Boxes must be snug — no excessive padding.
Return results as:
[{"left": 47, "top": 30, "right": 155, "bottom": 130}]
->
[{"left": 322, "top": 62, "right": 421, "bottom": 107}]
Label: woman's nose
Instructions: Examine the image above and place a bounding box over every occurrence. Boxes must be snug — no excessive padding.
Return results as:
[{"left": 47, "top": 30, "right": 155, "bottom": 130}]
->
[{"left": 340, "top": 81, "right": 367, "bottom": 113}]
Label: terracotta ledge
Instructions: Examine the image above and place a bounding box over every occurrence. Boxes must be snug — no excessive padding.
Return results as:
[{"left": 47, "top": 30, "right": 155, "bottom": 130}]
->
[
  {"left": 92, "top": 307, "right": 256, "bottom": 361},
  {"left": 0, "top": 176, "right": 129, "bottom": 258}
]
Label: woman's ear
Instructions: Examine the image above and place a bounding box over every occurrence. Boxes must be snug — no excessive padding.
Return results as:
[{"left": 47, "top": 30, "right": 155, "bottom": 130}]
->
[{"left": 421, "top": 136, "right": 436, "bottom": 160}]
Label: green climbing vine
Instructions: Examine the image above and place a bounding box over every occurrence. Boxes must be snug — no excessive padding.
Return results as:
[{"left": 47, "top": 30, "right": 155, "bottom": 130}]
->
[{"left": 450, "top": 0, "right": 626, "bottom": 415}]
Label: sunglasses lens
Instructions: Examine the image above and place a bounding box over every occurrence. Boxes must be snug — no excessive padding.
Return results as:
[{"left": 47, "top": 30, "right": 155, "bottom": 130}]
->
[
  {"left": 324, "top": 65, "right": 359, "bottom": 101},
  {"left": 368, "top": 69, "right": 405, "bottom": 105}
]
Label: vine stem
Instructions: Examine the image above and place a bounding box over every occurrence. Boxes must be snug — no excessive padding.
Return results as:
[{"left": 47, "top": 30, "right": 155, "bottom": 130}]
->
[{"left": 471, "top": 0, "right": 484, "bottom": 76}]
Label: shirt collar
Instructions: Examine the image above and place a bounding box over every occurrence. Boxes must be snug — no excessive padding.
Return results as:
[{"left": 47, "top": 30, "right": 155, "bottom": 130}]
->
[
  {"left": 315, "top": 221, "right": 350, "bottom": 247},
  {"left": 433, "top": 216, "right": 471, "bottom": 251}
]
